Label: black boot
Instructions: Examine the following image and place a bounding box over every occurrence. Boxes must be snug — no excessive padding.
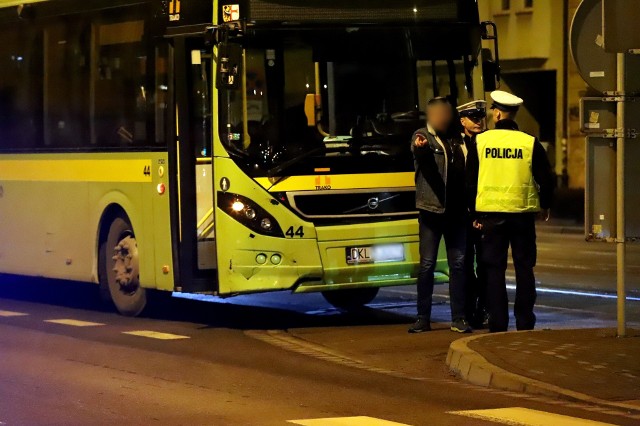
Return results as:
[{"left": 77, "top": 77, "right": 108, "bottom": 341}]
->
[{"left": 470, "top": 309, "right": 489, "bottom": 329}]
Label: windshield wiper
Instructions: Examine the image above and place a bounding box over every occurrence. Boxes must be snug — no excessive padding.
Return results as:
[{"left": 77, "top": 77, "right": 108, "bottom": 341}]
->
[
  {"left": 223, "top": 142, "right": 251, "bottom": 159},
  {"left": 266, "top": 147, "right": 327, "bottom": 178}
]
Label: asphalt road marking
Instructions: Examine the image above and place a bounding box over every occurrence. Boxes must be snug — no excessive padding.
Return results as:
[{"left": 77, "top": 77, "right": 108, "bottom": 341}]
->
[
  {"left": 449, "top": 407, "right": 617, "bottom": 426},
  {"left": 245, "top": 330, "right": 454, "bottom": 384},
  {"left": 288, "top": 416, "right": 410, "bottom": 426},
  {"left": 579, "top": 250, "right": 616, "bottom": 257},
  {"left": 44, "top": 319, "right": 105, "bottom": 327},
  {"left": 305, "top": 301, "right": 417, "bottom": 315},
  {"left": 123, "top": 330, "right": 190, "bottom": 340},
  {"left": 536, "top": 261, "right": 640, "bottom": 272},
  {"left": 0, "top": 310, "right": 29, "bottom": 317},
  {"left": 512, "top": 284, "right": 640, "bottom": 302}
]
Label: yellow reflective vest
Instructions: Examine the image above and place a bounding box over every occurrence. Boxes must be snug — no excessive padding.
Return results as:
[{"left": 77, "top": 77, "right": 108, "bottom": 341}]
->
[{"left": 475, "top": 129, "right": 541, "bottom": 213}]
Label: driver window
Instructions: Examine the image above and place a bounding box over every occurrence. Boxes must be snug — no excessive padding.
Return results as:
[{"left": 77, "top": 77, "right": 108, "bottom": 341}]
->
[{"left": 241, "top": 47, "right": 317, "bottom": 159}]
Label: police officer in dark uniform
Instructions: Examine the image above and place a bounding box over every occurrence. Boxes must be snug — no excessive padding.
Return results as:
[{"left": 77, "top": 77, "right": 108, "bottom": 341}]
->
[
  {"left": 457, "top": 100, "right": 489, "bottom": 329},
  {"left": 466, "top": 91, "right": 555, "bottom": 332}
]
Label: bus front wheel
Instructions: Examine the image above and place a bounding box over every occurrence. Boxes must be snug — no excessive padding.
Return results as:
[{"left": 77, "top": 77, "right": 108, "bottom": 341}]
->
[
  {"left": 99, "top": 216, "right": 147, "bottom": 317},
  {"left": 321, "top": 287, "right": 379, "bottom": 310}
]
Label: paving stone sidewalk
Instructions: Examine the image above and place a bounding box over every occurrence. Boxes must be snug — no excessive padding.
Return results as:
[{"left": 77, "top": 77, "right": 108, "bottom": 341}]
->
[
  {"left": 288, "top": 325, "right": 640, "bottom": 412},
  {"left": 447, "top": 328, "right": 640, "bottom": 412}
]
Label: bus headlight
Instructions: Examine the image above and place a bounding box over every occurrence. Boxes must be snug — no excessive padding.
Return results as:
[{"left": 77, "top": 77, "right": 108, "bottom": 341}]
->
[
  {"left": 260, "top": 218, "right": 272, "bottom": 231},
  {"left": 232, "top": 200, "right": 245, "bottom": 212},
  {"left": 245, "top": 208, "right": 256, "bottom": 220},
  {"left": 218, "top": 192, "right": 284, "bottom": 238}
]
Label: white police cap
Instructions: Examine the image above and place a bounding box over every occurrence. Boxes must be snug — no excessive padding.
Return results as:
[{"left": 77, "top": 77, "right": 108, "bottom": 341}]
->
[
  {"left": 457, "top": 100, "right": 487, "bottom": 117},
  {"left": 490, "top": 90, "right": 523, "bottom": 112}
]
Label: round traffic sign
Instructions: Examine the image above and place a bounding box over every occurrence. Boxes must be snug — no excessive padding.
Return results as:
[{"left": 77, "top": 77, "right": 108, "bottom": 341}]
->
[{"left": 571, "top": 0, "right": 640, "bottom": 93}]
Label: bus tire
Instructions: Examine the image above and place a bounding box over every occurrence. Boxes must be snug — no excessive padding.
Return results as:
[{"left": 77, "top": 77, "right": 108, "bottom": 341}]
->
[
  {"left": 99, "top": 216, "right": 147, "bottom": 317},
  {"left": 321, "top": 287, "right": 379, "bottom": 310}
]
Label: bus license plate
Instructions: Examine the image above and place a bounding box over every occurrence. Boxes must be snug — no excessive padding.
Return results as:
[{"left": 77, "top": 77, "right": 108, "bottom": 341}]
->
[{"left": 346, "top": 244, "right": 404, "bottom": 265}]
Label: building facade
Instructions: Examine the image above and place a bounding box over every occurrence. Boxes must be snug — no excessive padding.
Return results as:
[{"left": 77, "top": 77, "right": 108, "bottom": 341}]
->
[{"left": 479, "top": 0, "right": 589, "bottom": 189}]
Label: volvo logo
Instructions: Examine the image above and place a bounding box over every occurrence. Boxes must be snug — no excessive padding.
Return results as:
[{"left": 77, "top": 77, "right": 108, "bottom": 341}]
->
[{"left": 367, "top": 197, "right": 380, "bottom": 210}]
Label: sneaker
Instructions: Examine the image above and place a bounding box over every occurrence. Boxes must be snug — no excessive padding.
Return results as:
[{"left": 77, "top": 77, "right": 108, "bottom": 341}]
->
[
  {"left": 451, "top": 318, "right": 472, "bottom": 333},
  {"left": 408, "top": 316, "right": 431, "bottom": 333}
]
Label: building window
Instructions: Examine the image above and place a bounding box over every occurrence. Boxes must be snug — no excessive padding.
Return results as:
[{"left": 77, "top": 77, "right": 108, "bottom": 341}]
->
[
  {"left": 524, "top": 0, "right": 534, "bottom": 9},
  {"left": 501, "top": 0, "right": 511, "bottom": 11}
]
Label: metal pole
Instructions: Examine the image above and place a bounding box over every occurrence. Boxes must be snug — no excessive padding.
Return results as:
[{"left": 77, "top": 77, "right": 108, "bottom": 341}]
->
[
  {"left": 327, "top": 62, "right": 337, "bottom": 138},
  {"left": 561, "top": 0, "right": 569, "bottom": 187},
  {"left": 616, "top": 52, "right": 626, "bottom": 338}
]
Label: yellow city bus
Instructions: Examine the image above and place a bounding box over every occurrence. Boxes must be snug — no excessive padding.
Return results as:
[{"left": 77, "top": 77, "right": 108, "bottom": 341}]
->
[{"left": 0, "top": 0, "right": 498, "bottom": 315}]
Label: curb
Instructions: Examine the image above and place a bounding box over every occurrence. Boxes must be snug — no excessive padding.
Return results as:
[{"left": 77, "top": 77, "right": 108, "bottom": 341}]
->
[{"left": 446, "top": 331, "right": 640, "bottom": 414}]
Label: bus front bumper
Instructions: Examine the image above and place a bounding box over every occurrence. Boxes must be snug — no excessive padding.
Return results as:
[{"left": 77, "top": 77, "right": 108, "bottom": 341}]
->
[
  {"left": 293, "top": 219, "right": 449, "bottom": 293},
  {"left": 219, "top": 215, "right": 449, "bottom": 295}
]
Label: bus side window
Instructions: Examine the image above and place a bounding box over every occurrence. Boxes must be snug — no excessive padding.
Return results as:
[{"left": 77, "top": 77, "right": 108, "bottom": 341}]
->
[
  {"left": 0, "top": 26, "right": 44, "bottom": 152},
  {"left": 43, "top": 20, "right": 91, "bottom": 149},
  {"left": 93, "top": 20, "right": 147, "bottom": 148}
]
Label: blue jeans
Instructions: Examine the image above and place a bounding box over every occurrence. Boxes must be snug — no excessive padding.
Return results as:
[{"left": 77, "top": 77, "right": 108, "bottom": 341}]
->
[{"left": 416, "top": 210, "right": 467, "bottom": 321}]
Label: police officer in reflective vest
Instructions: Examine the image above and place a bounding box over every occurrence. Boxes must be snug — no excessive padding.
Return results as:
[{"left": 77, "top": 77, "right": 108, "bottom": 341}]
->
[{"left": 466, "top": 90, "right": 555, "bottom": 332}]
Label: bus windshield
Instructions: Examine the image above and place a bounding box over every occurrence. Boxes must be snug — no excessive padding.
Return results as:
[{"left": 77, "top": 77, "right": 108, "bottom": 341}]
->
[{"left": 219, "top": 26, "right": 458, "bottom": 177}]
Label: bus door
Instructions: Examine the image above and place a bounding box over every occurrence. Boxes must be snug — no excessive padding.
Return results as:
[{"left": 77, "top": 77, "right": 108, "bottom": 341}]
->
[{"left": 168, "top": 35, "right": 218, "bottom": 293}]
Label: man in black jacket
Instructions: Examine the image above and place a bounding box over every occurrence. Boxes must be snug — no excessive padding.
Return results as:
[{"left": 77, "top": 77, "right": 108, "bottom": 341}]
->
[
  {"left": 466, "top": 91, "right": 555, "bottom": 332},
  {"left": 409, "top": 97, "right": 471, "bottom": 334}
]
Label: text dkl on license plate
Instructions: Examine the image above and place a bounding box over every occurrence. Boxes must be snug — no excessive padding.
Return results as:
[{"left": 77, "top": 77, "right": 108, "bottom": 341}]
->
[{"left": 346, "top": 244, "right": 405, "bottom": 264}]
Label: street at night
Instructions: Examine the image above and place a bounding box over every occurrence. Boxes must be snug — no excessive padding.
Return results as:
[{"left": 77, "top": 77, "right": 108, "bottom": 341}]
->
[
  {"left": 1, "top": 228, "right": 638, "bottom": 425},
  {"left": 1, "top": 0, "right": 640, "bottom": 424}
]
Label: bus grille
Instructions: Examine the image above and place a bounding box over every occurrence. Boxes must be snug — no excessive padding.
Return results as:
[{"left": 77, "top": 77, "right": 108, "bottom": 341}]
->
[{"left": 287, "top": 189, "right": 417, "bottom": 221}]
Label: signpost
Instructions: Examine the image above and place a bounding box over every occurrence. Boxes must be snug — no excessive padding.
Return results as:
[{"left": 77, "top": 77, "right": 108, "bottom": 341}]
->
[{"left": 571, "top": 0, "right": 640, "bottom": 337}]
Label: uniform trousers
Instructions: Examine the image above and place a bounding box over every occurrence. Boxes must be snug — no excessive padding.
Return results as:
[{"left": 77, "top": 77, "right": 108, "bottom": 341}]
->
[{"left": 480, "top": 212, "right": 537, "bottom": 332}]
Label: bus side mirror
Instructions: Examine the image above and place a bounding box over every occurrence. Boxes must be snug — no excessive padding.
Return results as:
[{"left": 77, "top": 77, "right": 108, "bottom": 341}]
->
[
  {"left": 480, "top": 22, "right": 501, "bottom": 92},
  {"left": 482, "top": 56, "right": 499, "bottom": 92},
  {"left": 304, "top": 94, "right": 318, "bottom": 127},
  {"left": 216, "top": 42, "right": 242, "bottom": 90}
]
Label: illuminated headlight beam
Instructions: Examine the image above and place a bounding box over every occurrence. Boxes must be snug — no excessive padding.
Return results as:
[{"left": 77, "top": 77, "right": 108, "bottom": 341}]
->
[{"left": 506, "top": 284, "right": 640, "bottom": 302}]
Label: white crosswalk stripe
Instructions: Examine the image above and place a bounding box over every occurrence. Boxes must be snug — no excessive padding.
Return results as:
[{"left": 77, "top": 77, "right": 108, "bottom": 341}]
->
[
  {"left": 44, "top": 319, "right": 105, "bottom": 327},
  {"left": 122, "top": 330, "right": 190, "bottom": 340},
  {"left": 288, "top": 417, "right": 410, "bottom": 426},
  {"left": 449, "top": 408, "right": 617, "bottom": 426},
  {"left": 0, "top": 310, "right": 28, "bottom": 317}
]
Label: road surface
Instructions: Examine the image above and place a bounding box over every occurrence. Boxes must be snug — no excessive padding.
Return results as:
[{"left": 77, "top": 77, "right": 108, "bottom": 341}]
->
[{"left": 0, "top": 230, "right": 638, "bottom": 425}]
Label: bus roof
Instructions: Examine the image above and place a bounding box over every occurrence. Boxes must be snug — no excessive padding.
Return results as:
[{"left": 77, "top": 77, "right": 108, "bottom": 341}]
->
[
  {"left": 0, "top": 0, "right": 154, "bottom": 23},
  {"left": 0, "top": 0, "right": 46, "bottom": 7}
]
